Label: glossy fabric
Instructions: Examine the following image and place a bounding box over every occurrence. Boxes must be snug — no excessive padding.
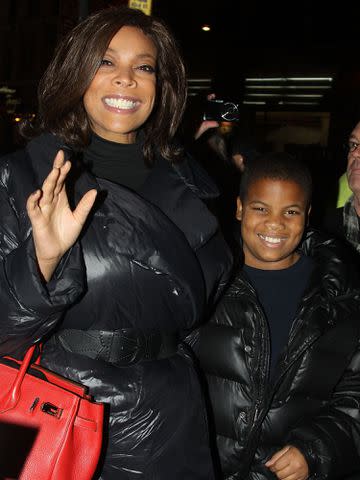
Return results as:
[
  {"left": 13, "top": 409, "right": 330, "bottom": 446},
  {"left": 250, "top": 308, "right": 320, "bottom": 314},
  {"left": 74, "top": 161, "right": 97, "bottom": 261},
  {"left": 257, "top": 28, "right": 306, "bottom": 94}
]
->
[
  {"left": 199, "top": 230, "right": 360, "bottom": 479},
  {"left": 0, "top": 133, "right": 232, "bottom": 479}
]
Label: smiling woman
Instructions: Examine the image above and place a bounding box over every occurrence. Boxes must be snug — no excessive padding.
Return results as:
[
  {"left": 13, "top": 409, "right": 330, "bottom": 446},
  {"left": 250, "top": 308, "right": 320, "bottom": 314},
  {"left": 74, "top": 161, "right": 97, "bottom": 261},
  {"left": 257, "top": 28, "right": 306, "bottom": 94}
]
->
[
  {"left": 31, "top": 5, "right": 187, "bottom": 164},
  {"left": 83, "top": 26, "right": 157, "bottom": 144},
  {"left": 0, "top": 5, "right": 232, "bottom": 480}
]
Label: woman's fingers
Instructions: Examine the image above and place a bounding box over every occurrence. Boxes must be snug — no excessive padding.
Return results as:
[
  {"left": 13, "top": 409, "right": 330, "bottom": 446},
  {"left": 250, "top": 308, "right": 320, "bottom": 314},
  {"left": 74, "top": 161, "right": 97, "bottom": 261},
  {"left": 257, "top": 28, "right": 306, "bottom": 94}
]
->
[
  {"left": 53, "top": 160, "right": 71, "bottom": 197},
  {"left": 52, "top": 149, "right": 65, "bottom": 169},
  {"left": 39, "top": 165, "right": 60, "bottom": 206},
  {"left": 39, "top": 150, "right": 71, "bottom": 207},
  {"left": 72, "top": 189, "right": 98, "bottom": 226},
  {"left": 26, "top": 189, "right": 42, "bottom": 219}
]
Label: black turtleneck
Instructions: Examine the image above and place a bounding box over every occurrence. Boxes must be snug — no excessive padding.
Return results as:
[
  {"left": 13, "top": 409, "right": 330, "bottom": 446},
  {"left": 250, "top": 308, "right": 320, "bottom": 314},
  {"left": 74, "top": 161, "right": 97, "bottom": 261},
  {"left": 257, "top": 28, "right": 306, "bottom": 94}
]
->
[
  {"left": 244, "top": 254, "right": 314, "bottom": 376},
  {"left": 83, "top": 133, "right": 150, "bottom": 191}
]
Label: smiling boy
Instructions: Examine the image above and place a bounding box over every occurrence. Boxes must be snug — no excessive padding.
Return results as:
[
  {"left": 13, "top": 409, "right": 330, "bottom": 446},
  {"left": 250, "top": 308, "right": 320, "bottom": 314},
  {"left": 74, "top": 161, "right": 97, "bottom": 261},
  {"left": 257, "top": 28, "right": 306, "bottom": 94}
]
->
[{"left": 199, "top": 153, "right": 360, "bottom": 480}]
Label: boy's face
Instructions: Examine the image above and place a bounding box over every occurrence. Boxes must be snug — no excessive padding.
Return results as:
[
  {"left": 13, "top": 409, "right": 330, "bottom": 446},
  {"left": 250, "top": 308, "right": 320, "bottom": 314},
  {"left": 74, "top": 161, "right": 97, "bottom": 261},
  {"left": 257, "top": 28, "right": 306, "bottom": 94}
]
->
[{"left": 236, "top": 178, "right": 310, "bottom": 270}]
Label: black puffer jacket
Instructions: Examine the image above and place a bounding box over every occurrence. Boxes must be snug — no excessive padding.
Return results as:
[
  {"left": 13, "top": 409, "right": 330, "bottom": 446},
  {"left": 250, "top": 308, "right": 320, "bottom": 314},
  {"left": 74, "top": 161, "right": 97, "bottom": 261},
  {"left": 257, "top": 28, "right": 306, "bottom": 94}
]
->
[
  {"left": 199, "top": 230, "right": 360, "bottom": 480},
  {"left": 0, "top": 133, "right": 232, "bottom": 479}
]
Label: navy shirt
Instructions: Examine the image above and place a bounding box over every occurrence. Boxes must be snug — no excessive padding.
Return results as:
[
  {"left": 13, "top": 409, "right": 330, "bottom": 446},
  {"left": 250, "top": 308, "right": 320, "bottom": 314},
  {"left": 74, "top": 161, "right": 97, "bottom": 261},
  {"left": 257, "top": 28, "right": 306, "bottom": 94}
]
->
[{"left": 244, "top": 255, "right": 314, "bottom": 375}]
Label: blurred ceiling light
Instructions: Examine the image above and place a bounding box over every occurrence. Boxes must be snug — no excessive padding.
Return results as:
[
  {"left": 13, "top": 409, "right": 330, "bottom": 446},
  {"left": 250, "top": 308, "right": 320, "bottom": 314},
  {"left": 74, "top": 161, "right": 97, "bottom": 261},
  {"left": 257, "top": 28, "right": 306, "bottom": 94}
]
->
[
  {"left": 245, "top": 93, "right": 323, "bottom": 98},
  {"left": 201, "top": 24, "right": 211, "bottom": 31},
  {"left": 187, "top": 78, "right": 212, "bottom": 82},
  {"left": 243, "top": 101, "right": 266, "bottom": 105},
  {"left": 187, "top": 78, "right": 212, "bottom": 96},
  {"left": 246, "top": 85, "right": 331, "bottom": 90},
  {"left": 245, "top": 77, "right": 333, "bottom": 82},
  {"left": 0, "top": 86, "right": 16, "bottom": 94},
  {"left": 281, "top": 101, "right": 320, "bottom": 105}
]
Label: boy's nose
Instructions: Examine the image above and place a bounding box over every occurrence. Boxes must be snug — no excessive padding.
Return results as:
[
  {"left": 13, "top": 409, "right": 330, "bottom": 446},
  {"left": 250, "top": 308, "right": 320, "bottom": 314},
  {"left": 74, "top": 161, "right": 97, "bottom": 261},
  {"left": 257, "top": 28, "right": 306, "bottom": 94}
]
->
[{"left": 265, "top": 216, "right": 284, "bottom": 230}]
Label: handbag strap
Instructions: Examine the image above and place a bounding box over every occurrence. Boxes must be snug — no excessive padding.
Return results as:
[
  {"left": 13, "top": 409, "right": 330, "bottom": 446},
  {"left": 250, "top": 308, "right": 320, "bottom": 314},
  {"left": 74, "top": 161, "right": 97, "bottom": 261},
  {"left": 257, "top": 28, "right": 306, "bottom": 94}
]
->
[
  {"left": 34, "top": 343, "right": 42, "bottom": 365},
  {"left": 3, "top": 345, "right": 37, "bottom": 410}
]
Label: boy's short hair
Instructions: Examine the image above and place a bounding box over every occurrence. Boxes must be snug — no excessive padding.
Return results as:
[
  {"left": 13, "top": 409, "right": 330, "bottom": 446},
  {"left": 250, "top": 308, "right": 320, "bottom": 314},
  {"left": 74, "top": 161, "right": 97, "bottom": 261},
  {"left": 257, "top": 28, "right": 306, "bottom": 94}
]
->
[{"left": 239, "top": 152, "right": 312, "bottom": 204}]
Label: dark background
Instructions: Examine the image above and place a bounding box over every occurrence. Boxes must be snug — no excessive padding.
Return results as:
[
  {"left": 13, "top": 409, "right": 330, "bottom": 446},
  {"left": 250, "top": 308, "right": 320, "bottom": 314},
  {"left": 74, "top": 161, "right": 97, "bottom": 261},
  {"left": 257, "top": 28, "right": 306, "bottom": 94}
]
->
[
  {"left": 2, "top": 1, "right": 359, "bottom": 116},
  {"left": 1, "top": 0, "right": 360, "bottom": 220}
]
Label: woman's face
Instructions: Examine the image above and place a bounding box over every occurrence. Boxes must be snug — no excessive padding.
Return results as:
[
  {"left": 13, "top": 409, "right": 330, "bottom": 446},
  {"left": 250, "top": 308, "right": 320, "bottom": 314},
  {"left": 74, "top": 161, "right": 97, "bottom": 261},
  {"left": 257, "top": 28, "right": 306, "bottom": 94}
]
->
[{"left": 83, "top": 26, "right": 157, "bottom": 144}]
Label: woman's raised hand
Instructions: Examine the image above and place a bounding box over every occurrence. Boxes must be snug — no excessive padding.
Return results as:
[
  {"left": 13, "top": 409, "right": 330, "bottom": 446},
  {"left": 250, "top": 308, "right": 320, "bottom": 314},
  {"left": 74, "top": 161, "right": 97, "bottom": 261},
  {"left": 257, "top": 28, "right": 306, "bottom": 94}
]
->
[{"left": 26, "top": 150, "right": 97, "bottom": 282}]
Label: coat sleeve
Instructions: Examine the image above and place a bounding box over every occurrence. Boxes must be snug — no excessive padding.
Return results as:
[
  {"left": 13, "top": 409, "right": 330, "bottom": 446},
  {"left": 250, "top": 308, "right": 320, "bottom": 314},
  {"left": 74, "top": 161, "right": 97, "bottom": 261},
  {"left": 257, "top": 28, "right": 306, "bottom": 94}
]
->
[
  {"left": 285, "top": 345, "right": 360, "bottom": 478},
  {"left": 0, "top": 167, "right": 85, "bottom": 355}
]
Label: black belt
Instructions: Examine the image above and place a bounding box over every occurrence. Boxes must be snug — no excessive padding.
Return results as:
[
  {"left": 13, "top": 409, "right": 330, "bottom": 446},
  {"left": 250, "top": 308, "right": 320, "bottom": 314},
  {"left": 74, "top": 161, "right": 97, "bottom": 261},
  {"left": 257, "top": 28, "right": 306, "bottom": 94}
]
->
[{"left": 55, "top": 328, "right": 179, "bottom": 367}]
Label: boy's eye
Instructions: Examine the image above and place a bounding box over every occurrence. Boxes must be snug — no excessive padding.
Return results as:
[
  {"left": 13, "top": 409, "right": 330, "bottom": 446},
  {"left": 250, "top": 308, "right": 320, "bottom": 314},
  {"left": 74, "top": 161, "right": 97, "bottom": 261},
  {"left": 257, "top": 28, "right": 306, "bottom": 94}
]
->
[
  {"left": 100, "top": 59, "right": 113, "bottom": 67},
  {"left": 137, "top": 64, "right": 156, "bottom": 74},
  {"left": 252, "top": 206, "right": 266, "bottom": 213},
  {"left": 286, "top": 209, "right": 300, "bottom": 216}
]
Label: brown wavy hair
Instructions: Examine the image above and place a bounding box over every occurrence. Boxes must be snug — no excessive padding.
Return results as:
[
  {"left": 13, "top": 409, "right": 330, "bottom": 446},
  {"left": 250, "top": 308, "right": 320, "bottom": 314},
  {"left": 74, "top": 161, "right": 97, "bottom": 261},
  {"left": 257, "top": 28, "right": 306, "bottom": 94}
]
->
[{"left": 23, "top": 6, "right": 187, "bottom": 164}]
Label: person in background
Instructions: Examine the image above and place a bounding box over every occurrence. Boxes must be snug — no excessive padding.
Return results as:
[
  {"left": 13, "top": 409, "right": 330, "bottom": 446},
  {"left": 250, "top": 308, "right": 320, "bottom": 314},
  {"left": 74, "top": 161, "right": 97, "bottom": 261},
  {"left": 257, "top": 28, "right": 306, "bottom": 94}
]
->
[
  {"left": 199, "top": 153, "right": 360, "bottom": 480},
  {"left": 190, "top": 107, "right": 259, "bottom": 253},
  {"left": 336, "top": 171, "right": 352, "bottom": 207},
  {"left": 217, "top": 127, "right": 259, "bottom": 253},
  {"left": 227, "top": 127, "right": 259, "bottom": 173},
  {"left": 193, "top": 95, "right": 259, "bottom": 174},
  {"left": 0, "top": 6, "right": 232, "bottom": 479},
  {"left": 323, "top": 120, "right": 360, "bottom": 255}
]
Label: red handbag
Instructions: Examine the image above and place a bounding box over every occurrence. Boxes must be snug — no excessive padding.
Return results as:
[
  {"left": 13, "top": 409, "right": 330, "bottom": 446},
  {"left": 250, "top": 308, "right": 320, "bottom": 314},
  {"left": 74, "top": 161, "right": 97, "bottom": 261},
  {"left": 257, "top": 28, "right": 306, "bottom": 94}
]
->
[{"left": 0, "top": 344, "right": 104, "bottom": 480}]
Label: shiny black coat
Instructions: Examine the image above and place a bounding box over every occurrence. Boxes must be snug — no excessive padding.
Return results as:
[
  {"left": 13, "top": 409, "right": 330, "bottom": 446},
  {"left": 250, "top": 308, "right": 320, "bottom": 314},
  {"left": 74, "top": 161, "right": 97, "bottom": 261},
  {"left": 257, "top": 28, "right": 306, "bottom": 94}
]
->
[
  {"left": 0, "top": 133, "right": 232, "bottom": 479},
  {"left": 199, "top": 231, "right": 360, "bottom": 479}
]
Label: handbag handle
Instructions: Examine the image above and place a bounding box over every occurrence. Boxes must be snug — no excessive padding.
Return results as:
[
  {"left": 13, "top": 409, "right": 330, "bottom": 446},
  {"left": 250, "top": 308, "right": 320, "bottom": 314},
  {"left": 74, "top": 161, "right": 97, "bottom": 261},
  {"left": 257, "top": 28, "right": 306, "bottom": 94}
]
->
[{"left": 3, "top": 345, "right": 37, "bottom": 411}]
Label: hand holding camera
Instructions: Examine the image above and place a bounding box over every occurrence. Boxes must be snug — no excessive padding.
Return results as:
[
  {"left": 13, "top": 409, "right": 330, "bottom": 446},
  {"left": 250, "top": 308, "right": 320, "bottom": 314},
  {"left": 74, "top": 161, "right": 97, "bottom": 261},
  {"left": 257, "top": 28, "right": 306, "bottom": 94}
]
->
[{"left": 203, "top": 98, "right": 240, "bottom": 122}]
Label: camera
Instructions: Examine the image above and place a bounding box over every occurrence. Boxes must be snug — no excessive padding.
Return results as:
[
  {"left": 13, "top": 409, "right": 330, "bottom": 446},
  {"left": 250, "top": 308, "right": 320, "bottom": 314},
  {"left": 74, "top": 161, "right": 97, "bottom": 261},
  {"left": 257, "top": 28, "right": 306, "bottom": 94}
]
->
[{"left": 203, "top": 98, "right": 240, "bottom": 122}]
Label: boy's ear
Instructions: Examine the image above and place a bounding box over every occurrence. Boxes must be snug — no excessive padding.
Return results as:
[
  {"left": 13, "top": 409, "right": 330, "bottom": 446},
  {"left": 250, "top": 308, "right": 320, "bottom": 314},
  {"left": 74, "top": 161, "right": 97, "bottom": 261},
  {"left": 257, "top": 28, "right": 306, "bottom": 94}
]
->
[{"left": 236, "top": 196, "right": 243, "bottom": 221}]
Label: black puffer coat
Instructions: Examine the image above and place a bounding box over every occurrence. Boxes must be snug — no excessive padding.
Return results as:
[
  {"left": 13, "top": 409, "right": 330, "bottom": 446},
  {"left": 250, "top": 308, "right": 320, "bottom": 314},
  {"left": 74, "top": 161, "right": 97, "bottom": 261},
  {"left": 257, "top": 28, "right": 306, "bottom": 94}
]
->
[
  {"left": 199, "top": 230, "right": 360, "bottom": 480},
  {"left": 0, "top": 133, "right": 232, "bottom": 479}
]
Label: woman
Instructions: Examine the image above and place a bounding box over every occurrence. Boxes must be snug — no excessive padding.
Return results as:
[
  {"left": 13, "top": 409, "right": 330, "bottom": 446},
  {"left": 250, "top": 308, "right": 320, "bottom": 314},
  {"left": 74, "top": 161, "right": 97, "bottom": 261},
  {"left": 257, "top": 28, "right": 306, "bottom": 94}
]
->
[{"left": 0, "top": 6, "right": 232, "bottom": 479}]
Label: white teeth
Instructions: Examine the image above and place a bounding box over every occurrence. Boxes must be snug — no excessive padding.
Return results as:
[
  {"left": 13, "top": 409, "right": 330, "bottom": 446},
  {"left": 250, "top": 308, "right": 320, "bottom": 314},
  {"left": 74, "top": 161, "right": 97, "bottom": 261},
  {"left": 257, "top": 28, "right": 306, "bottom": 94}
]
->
[
  {"left": 104, "top": 98, "right": 137, "bottom": 109},
  {"left": 258, "top": 234, "right": 282, "bottom": 244}
]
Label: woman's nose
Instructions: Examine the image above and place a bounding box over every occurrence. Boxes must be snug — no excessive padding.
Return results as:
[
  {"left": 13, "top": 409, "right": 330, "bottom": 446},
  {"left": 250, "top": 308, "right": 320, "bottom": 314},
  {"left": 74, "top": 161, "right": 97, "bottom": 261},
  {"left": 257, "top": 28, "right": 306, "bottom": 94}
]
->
[{"left": 112, "top": 69, "right": 135, "bottom": 88}]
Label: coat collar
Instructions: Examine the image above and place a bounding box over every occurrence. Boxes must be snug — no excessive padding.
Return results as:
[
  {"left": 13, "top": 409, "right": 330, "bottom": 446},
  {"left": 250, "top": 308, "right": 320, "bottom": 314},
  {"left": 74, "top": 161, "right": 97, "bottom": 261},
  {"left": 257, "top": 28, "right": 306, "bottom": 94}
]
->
[
  {"left": 233, "top": 227, "right": 359, "bottom": 301},
  {"left": 26, "top": 134, "right": 220, "bottom": 251},
  {"left": 299, "top": 228, "right": 360, "bottom": 300},
  {"left": 139, "top": 155, "right": 220, "bottom": 250}
]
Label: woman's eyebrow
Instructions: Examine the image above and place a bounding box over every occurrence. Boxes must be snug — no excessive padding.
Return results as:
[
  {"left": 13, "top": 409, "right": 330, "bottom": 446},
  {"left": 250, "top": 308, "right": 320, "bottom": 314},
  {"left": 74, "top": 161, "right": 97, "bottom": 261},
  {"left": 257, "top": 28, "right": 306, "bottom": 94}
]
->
[{"left": 105, "top": 47, "right": 156, "bottom": 61}]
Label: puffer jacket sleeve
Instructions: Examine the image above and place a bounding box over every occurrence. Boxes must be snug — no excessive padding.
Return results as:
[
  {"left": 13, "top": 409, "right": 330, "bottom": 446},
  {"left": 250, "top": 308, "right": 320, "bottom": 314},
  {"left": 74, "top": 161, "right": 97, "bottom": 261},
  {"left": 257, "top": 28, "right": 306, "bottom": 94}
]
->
[
  {"left": 0, "top": 158, "right": 86, "bottom": 355},
  {"left": 285, "top": 342, "right": 360, "bottom": 478}
]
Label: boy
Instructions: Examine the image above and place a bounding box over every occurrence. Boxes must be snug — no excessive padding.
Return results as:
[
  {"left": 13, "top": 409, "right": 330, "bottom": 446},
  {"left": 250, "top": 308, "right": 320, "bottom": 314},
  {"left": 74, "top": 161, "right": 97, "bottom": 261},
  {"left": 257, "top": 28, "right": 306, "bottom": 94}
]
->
[{"left": 199, "top": 153, "right": 360, "bottom": 479}]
